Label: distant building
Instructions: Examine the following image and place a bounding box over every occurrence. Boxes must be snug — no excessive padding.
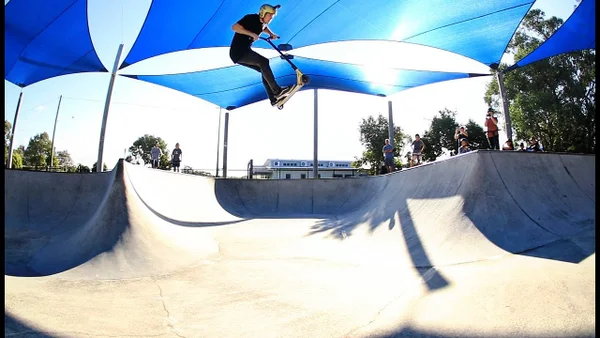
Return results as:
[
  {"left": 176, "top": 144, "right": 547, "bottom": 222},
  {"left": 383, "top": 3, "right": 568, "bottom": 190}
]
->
[{"left": 250, "top": 158, "right": 358, "bottom": 179}]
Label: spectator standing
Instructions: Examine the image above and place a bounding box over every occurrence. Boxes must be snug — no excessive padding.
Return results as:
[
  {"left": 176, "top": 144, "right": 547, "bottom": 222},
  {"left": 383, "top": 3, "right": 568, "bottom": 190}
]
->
[
  {"left": 171, "top": 143, "right": 183, "bottom": 172},
  {"left": 411, "top": 134, "right": 425, "bottom": 167},
  {"left": 382, "top": 139, "right": 394, "bottom": 173},
  {"left": 454, "top": 126, "right": 469, "bottom": 154},
  {"left": 151, "top": 143, "right": 162, "bottom": 169},
  {"left": 485, "top": 107, "right": 500, "bottom": 150}
]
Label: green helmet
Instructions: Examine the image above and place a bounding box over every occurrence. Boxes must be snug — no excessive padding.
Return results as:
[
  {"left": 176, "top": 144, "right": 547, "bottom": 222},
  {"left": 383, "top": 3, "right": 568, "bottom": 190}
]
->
[{"left": 259, "top": 4, "right": 280, "bottom": 18}]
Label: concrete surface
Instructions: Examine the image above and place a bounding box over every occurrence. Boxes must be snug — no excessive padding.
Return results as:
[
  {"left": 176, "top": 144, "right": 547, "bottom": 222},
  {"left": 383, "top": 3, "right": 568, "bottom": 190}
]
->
[{"left": 4, "top": 151, "right": 595, "bottom": 337}]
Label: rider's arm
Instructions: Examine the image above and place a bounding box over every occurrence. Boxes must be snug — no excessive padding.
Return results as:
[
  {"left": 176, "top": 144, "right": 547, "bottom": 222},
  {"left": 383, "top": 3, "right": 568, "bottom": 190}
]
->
[
  {"left": 262, "top": 26, "right": 278, "bottom": 38},
  {"left": 232, "top": 23, "right": 259, "bottom": 39}
]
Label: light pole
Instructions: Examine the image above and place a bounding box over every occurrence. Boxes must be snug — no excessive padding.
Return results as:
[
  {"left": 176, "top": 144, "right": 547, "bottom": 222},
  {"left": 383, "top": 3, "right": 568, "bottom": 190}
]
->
[
  {"left": 215, "top": 107, "right": 222, "bottom": 177},
  {"left": 49, "top": 95, "right": 63, "bottom": 170}
]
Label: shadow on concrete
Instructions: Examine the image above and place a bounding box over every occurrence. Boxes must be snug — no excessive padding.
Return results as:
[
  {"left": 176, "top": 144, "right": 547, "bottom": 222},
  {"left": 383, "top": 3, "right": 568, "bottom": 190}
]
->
[
  {"left": 309, "top": 152, "right": 596, "bottom": 289},
  {"left": 371, "top": 326, "right": 595, "bottom": 338},
  {"left": 5, "top": 312, "right": 56, "bottom": 337},
  {"left": 304, "top": 152, "right": 595, "bottom": 291}
]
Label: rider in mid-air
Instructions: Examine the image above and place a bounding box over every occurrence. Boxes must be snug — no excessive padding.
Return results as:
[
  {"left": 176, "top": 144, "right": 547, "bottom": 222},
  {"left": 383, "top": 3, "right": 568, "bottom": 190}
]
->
[{"left": 230, "top": 4, "right": 292, "bottom": 106}]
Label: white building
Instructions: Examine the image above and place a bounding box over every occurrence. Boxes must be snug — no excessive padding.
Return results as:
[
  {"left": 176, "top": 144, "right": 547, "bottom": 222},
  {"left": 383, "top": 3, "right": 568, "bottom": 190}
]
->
[{"left": 250, "top": 158, "right": 359, "bottom": 179}]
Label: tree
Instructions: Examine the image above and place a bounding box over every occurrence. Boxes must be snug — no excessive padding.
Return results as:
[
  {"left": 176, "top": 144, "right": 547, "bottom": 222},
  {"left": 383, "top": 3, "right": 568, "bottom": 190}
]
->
[
  {"left": 484, "top": 9, "right": 595, "bottom": 153},
  {"left": 56, "top": 150, "right": 73, "bottom": 167},
  {"left": 421, "top": 109, "right": 459, "bottom": 161},
  {"left": 355, "top": 114, "right": 406, "bottom": 175},
  {"left": 128, "top": 134, "right": 170, "bottom": 169},
  {"left": 5, "top": 120, "right": 12, "bottom": 165},
  {"left": 464, "top": 119, "right": 490, "bottom": 150},
  {"left": 11, "top": 150, "right": 23, "bottom": 169},
  {"left": 23, "top": 132, "right": 53, "bottom": 169}
]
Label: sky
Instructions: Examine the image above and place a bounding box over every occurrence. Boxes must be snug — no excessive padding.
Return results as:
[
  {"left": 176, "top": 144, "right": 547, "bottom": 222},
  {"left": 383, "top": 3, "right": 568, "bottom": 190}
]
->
[{"left": 4, "top": 0, "right": 580, "bottom": 176}]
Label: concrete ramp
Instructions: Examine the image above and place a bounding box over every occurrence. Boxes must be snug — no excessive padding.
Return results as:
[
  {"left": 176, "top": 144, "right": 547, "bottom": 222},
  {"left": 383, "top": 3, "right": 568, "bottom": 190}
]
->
[
  {"left": 215, "top": 175, "right": 388, "bottom": 217},
  {"left": 4, "top": 151, "right": 595, "bottom": 338},
  {"left": 214, "top": 151, "right": 595, "bottom": 266},
  {"left": 5, "top": 161, "right": 219, "bottom": 279}
]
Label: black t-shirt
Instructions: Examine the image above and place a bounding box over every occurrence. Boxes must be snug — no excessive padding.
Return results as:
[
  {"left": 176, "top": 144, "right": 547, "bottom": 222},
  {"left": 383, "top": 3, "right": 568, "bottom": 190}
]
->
[
  {"left": 457, "top": 132, "right": 468, "bottom": 142},
  {"left": 172, "top": 148, "right": 182, "bottom": 161},
  {"left": 230, "top": 14, "right": 264, "bottom": 62}
]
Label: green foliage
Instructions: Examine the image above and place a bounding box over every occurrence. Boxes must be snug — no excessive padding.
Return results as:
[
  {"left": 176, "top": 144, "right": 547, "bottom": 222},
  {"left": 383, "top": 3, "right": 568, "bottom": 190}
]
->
[
  {"left": 11, "top": 150, "right": 23, "bottom": 169},
  {"left": 421, "top": 109, "right": 459, "bottom": 161},
  {"left": 5, "top": 120, "right": 12, "bottom": 165},
  {"left": 355, "top": 114, "right": 406, "bottom": 175},
  {"left": 129, "top": 134, "right": 170, "bottom": 169},
  {"left": 56, "top": 150, "right": 73, "bottom": 167},
  {"left": 464, "top": 119, "right": 490, "bottom": 150},
  {"left": 4, "top": 120, "right": 10, "bottom": 145},
  {"left": 23, "top": 132, "right": 53, "bottom": 168},
  {"left": 484, "top": 9, "right": 595, "bottom": 153}
]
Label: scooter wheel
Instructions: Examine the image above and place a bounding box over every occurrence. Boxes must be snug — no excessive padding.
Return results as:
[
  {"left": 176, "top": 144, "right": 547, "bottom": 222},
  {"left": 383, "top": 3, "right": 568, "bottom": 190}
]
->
[
  {"left": 301, "top": 75, "right": 310, "bottom": 84},
  {"left": 277, "top": 105, "right": 284, "bottom": 110}
]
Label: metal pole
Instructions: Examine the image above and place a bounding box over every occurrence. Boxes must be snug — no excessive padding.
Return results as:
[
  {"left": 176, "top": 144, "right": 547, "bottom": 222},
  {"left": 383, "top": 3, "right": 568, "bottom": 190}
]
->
[
  {"left": 96, "top": 43, "right": 124, "bottom": 173},
  {"left": 497, "top": 72, "right": 512, "bottom": 141},
  {"left": 215, "top": 107, "right": 222, "bottom": 177},
  {"left": 222, "top": 111, "right": 230, "bottom": 178},
  {"left": 388, "top": 100, "right": 394, "bottom": 148},
  {"left": 313, "top": 89, "right": 318, "bottom": 179},
  {"left": 49, "top": 95, "right": 63, "bottom": 170},
  {"left": 7, "top": 90, "right": 24, "bottom": 168},
  {"left": 248, "top": 159, "right": 253, "bottom": 179}
]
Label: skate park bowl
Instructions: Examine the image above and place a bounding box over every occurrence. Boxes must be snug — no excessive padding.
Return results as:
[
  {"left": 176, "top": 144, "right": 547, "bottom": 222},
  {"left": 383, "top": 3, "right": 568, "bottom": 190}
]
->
[{"left": 5, "top": 150, "right": 595, "bottom": 337}]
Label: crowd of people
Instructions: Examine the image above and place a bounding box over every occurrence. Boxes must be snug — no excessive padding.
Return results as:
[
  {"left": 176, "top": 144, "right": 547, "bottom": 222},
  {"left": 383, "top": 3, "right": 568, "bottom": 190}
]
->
[
  {"left": 380, "top": 107, "right": 544, "bottom": 174},
  {"left": 452, "top": 107, "right": 544, "bottom": 155}
]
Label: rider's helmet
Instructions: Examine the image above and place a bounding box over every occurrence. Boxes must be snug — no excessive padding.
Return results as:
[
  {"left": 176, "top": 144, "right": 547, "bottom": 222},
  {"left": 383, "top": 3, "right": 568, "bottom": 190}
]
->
[{"left": 259, "top": 4, "right": 280, "bottom": 19}]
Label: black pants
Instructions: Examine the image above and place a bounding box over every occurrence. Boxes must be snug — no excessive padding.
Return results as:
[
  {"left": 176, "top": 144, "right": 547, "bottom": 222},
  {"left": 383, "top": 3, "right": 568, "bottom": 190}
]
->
[
  {"left": 487, "top": 134, "right": 500, "bottom": 150},
  {"left": 236, "top": 50, "right": 281, "bottom": 102}
]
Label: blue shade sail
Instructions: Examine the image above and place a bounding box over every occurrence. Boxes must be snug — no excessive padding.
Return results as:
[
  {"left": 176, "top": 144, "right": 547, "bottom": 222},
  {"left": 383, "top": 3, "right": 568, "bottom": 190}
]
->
[
  {"left": 121, "top": 0, "right": 535, "bottom": 69},
  {"left": 506, "top": 0, "right": 596, "bottom": 72},
  {"left": 4, "top": 0, "right": 108, "bottom": 87},
  {"left": 124, "top": 56, "right": 489, "bottom": 110}
]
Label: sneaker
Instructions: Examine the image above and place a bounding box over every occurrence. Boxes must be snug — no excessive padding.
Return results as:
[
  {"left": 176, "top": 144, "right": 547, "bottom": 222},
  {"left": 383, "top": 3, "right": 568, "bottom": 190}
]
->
[{"left": 276, "top": 85, "right": 293, "bottom": 98}]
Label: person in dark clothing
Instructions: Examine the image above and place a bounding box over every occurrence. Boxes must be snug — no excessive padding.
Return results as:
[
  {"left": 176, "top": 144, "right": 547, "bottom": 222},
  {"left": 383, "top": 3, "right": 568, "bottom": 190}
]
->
[
  {"left": 230, "top": 4, "right": 292, "bottom": 106},
  {"left": 502, "top": 139, "right": 515, "bottom": 150},
  {"left": 379, "top": 164, "right": 388, "bottom": 175},
  {"left": 454, "top": 126, "right": 468, "bottom": 154},
  {"left": 171, "top": 143, "right": 183, "bottom": 172}
]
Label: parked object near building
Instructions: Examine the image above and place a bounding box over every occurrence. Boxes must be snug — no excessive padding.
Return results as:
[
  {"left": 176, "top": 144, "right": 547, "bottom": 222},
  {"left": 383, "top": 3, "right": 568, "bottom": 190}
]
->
[{"left": 250, "top": 158, "right": 357, "bottom": 179}]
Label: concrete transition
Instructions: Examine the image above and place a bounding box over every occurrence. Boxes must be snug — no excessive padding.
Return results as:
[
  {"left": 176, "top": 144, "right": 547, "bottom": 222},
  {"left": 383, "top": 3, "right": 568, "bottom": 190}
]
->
[{"left": 4, "top": 151, "right": 595, "bottom": 337}]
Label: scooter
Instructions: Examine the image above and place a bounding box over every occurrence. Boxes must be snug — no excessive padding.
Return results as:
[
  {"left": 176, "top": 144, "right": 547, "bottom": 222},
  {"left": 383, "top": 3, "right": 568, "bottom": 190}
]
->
[{"left": 260, "top": 37, "right": 310, "bottom": 110}]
